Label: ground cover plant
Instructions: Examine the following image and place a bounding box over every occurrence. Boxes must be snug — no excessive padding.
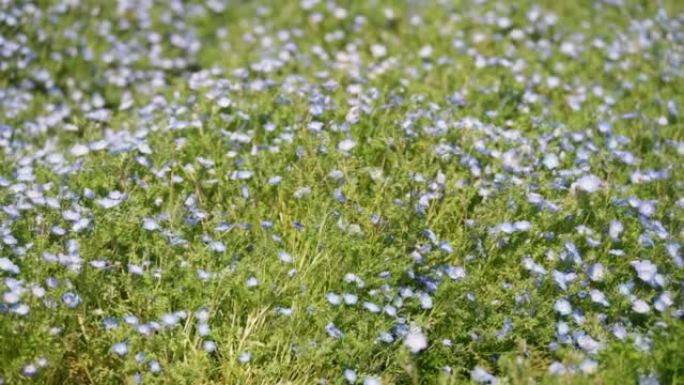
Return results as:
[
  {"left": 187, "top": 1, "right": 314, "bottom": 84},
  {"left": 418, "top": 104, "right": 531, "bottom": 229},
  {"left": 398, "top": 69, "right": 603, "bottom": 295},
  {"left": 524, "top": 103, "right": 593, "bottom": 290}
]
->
[{"left": 0, "top": 0, "right": 683, "bottom": 384}]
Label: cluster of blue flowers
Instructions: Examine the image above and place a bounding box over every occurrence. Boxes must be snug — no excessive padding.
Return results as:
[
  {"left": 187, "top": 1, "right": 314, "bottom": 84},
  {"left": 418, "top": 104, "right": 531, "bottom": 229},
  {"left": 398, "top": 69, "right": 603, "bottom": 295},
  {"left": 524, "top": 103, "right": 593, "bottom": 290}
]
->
[{"left": 0, "top": 0, "right": 682, "bottom": 383}]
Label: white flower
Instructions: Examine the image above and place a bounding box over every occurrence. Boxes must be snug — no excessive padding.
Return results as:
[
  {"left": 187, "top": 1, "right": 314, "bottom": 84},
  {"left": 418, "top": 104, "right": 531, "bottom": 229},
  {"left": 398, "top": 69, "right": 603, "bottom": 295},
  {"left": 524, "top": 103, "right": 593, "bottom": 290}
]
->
[
  {"left": 514, "top": 221, "right": 532, "bottom": 231},
  {"left": 609, "top": 220, "right": 623, "bottom": 241},
  {"left": 554, "top": 298, "right": 572, "bottom": 316},
  {"left": 590, "top": 289, "right": 610, "bottom": 307},
  {"left": 70, "top": 144, "right": 90, "bottom": 157},
  {"left": 370, "top": 44, "right": 387, "bottom": 58},
  {"left": 574, "top": 174, "right": 602, "bottom": 193},
  {"left": 630, "top": 260, "right": 663, "bottom": 287},
  {"left": 239, "top": 351, "right": 251, "bottom": 363},
  {"left": 404, "top": 330, "right": 428, "bottom": 353},
  {"left": 586, "top": 263, "right": 605, "bottom": 282},
  {"left": 0, "top": 257, "right": 19, "bottom": 274},
  {"left": 579, "top": 359, "right": 598, "bottom": 374},
  {"left": 344, "top": 369, "right": 357, "bottom": 383},
  {"left": 112, "top": 342, "right": 128, "bottom": 356},
  {"left": 326, "top": 292, "right": 341, "bottom": 306},
  {"left": 543, "top": 153, "right": 560, "bottom": 169},
  {"left": 632, "top": 299, "right": 650, "bottom": 314},
  {"left": 363, "top": 376, "right": 382, "bottom": 385},
  {"left": 338, "top": 139, "right": 357, "bottom": 152},
  {"left": 419, "top": 45, "right": 433, "bottom": 58},
  {"left": 278, "top": 251, "right": 293, "bottom": 263},
  {"left": 471, "top": 366, "right": 497, "bottom": 384},
  {"left": 654, "top": 291, "right": 673, "bottom": 312},
  {"left": 576, "top": 334, "right": 602, "bottom": 354}
]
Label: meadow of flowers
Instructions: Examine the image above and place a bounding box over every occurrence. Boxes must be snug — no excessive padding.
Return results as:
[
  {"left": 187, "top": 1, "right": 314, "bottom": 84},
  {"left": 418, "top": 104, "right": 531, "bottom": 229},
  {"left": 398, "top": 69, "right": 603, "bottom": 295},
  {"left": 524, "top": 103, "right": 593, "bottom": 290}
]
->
[{"left": 0, "top": 0, "right": 683, "bottom": 384}]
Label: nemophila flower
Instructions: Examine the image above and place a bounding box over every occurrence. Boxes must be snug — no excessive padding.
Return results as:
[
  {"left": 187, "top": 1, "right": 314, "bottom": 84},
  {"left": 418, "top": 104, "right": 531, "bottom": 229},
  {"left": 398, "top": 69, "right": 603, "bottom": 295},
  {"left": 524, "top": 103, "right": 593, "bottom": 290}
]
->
[
  {"left": 3, "top": 291, "right": 20, "bottom": 304},
  {"left": 363, "top": 302, "right": 380, "bottom": 313},
  {"left": 418, "top": 292, "right": 433, "bottom": 309},
  {"left": 338, "top": 139, "right": 356, "bottom": 152},
  {"left": 238, "top": 351, "right": 251, "bottom": 364},
  {"left": 383, "top": 305, "right": 397, "bottom": 317},
  {"left": 586, "top": 263, "right": 605, "bottom": 282},
  {"left": 654, "top": 291, "right": 673, "bottom": 312},
  {"left": 278, "top": 250, "right": 294, "bottom": 263},
  {"left": 36, "top": 357, "right": 48, "bottom": 368},
  {"left": 633, "top": 333, "right": 653, "bottom": 352},
  {"left": 343, "top": 368, "right": 357, "bottom": 383},
  {"left": 21, "top": 364, "right": 38, "bottom": 377},
  {"left": 209, "top": 241, "right": 226, "bottom": 253},
  {"left": 552, "top": 270, "right": 577, "bottom": 291},
  {"left": 589, "top": 289, "right": 610, "bottom": 307},
  {"left": 96, "top": 191, "right": 126, "bottom": 208},
  {"left": 246, "top": 276, "right": 259, "bottom": 288},
  {"left": 554, "top": 298, "right": 572, "bottom": 316},
  {"left": 638, "top": 233, "right": 655, "bottom": 248},
  {"left": 62, "top": 292, "right": 80, "bottom": 308},
  {"left": 543, "top": 153, "right": 560, "bottom": 169},
  {"left": 608, "top": 220, "right": 624, "bottom": 241},
  {"left": 579, "top": 358, "right": 598, "bottom": 374},
  {"left": 665, "top": 243, "right": 683, "bottom": 268},
  {"left": 522, "top": 257, "right": 546, "bottom": 275},
  {"left": 195, "top": 307, "right": 210, "bottom": 323},
  {"left": 363, "top": 376, "right": 382, "bottom": 385},
  {"left": 632, "top": 298, "right": 651, "bottom": 314},
  {"left": 230, "top": 170, "right": 253, "bottom": 180},
  {"left": 563, "top": 241, "right": 583, "bottom": 265},
  {"left": 496, "top": 318, "right": 513, "bottom": 340},
  {"left": 609, "top": 323, "right": 627, "bottom": 341},
  {"left": 203, "top": 340, "right": 217, "bottom": 353},
  {"left": 471, "top": 366, "right": 497, "bottom": 384},
  {"left": 630, "top": 260, "right": 664, "bottom": 287},
  {"left": 576, "top": 334, "right": 602, "bottom": 354},
  {"left": 333, "top": 188, "right": 347, "bottom": 203},
  {"left": 148, "top": 360, "right": 161, "bottom": 373},
  {"left": 197, "top": 269, "right": 213, "bottom": 281},
  {"left": 128, "top": 264, "right": 144, "bottom": 276},
  {"left": 573, "top": 174, "right": 602, "bottom": 193},
  {"left": 0, "top": 257, "right": 19, "bottom": 274},
  {"left": 31, "top": 285, "right": 45, "bottom": 298},
  {"left": 445, "top": 265, "right": 467, "bottom": 280},
  {"left": 137, "top": 323, "right": 153, "bottom": 336},
  {"left": 275, "top": 307, "right": 293, "bottom": 316},
  {"left": 197, "top": 323, "right": 210, "bottom": 336},
  {"left": 142, "top": 218, "right": 160, "bottom": 231},
  {"left": 548, "top": 362, "right": 566, "bottom": 375},
  {"left": 293, "top": 186, "right": 311, "bottom": 199},
  {"left": 11, "top": 303, "right": 29, "bottom": 316},
  {"left": 514, "top": 221, "right": 532, "bottom": 232},
  {"left": 161, "top": 312, "right": 180, "bottom": 328},
  {"left": 636, "top": 371, "right": 661, "bottom": 385},
  {"left": 90, "top": 259, "right": 109, "bottom": 269},
  {"left": 377, "top": 331, "right": 394, "bottom": 343},
  {"left": 124, "top": 315, "right": 140, "bottom": 326},
  {"left": 325, "top": 322, "right": 344, "bottom": 339},
  {"left": 343, "top": 293, "right": 358, "bottom": 305},
  {"left": 404, "top": 330, "right": 428, "bottom": 353},
  {"left": 112, "top": 341, "right": 128, "bottom": 356},
  {"left": 102, "top": 317, "right": 118, "bottom": 330},
  {"left": 268, "top": 175, "right": 283, "bottom": 186},
  {"left": 326, "top": 292, "right": 341, "bottom": 306}
]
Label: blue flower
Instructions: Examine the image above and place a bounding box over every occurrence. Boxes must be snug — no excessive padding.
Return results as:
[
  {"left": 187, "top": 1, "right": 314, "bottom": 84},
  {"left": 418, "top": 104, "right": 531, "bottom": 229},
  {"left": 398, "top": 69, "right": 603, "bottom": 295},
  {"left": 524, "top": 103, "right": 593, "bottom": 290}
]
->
[
  {"left": 62, "top": 292, "right": 81, "bottom": 308},
  {"left": 112, "top": 341, "right": 128, "bottom": 356}
]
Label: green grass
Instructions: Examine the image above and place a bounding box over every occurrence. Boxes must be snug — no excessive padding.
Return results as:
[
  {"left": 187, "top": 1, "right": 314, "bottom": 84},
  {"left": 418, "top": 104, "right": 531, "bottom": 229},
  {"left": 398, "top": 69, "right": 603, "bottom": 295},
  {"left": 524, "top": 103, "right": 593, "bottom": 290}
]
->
[{"left": 0, "top": 0, "right": 683, "bottom": 384}]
